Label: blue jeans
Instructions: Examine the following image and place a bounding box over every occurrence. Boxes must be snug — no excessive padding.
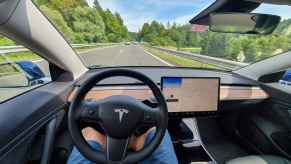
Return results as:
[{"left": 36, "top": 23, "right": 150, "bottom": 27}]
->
[{"left": 67, "top": 130, "right": 178, "bottom": 164}]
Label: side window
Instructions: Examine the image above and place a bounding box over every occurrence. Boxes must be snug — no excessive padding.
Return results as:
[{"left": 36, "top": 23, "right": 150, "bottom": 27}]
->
[{"left": 0, "top": 35, "right": 51, "bottom": 103}]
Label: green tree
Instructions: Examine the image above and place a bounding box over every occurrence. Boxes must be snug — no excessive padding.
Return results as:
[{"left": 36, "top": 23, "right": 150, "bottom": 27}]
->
[
  {"left": 139, "top": 23, "right": 151, "bottom": 41},
  {"left": 35, "top": 0, "right": 129, "bottom": 43},
  {"left": 225, "top": 38, "right": 241, "bottom": 61},
  {"left": 93, "top": 0, "right": 103, "bottom": 12},
  {"left": 63, "top": 6, "right": 106, "bottom": 43},
  {"left": 40, "top": 5, "right": 75, "bottom": 42},
  {"left": 200, "top": 32, "right": 230, "bottom": 58},
  {"left": 34, "top": 0, "right": 49, "bottom": 6},
  {"left": 50, "top": 0, "right": 87, "bottom": 11},
  {"left": 241, "top": 38, "right": 259, "bottom": 62},
  {"left": 102, "top": 9, "right": 129, "bottom": 42}
]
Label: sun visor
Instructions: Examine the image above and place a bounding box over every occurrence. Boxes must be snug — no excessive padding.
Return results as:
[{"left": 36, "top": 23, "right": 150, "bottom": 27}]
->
[{"left": 190, "top": 0, "right": 260, "bottom": 25}]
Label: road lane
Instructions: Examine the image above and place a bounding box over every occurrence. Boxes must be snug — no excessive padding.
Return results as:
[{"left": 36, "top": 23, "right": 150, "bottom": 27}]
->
[{"left": 81, "top": 45, "right": 169, "bottom": 67}]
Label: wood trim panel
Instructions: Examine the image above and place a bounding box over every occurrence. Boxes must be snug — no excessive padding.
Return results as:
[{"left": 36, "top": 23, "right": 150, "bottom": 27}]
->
[
  {"left": 68, "top": 86, "right": 268, "bottom": 102},
  {"left": 220, "top": 86, "right": 269, "bottom": 100},
  {"left": 68, "top": 86, "right": 153, "bottom": 102}
]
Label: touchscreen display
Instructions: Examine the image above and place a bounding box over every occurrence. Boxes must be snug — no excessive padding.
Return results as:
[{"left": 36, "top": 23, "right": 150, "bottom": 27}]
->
[{"left": 162, "top": 77, "right": 219, "bottom": 112}]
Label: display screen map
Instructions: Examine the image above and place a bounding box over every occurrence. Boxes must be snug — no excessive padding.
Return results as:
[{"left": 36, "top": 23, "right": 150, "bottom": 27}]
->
[{"left": 162, "top": 77, "right": 220, "bottom": 112}]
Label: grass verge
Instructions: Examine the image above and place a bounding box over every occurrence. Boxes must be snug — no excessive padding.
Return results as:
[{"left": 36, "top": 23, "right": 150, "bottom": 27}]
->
[
  {"left": 180, "top": 47, "right": 201, "bottom": 54},
  {"left": 0, "top": 52, "right": 39, "bottom": 63},
  {"left": 143, "top": 46, "right": 220, "bottom": 70},
  {"left": 75, "top": 44, "right": 112, "bottom": 53},
  {"left": 161, "top": 46, "right": 202, "bottom": 54}
]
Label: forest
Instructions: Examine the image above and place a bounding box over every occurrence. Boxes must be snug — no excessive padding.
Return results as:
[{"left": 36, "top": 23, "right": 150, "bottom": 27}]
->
[
  {"left": 0, "top": 0, "right": 130, "bottom": 44},
  {"left": 0, "top": 0, "right": 291, "bottom": 63},
  {"left": 34, "top": 0, "right": 130, "bottom": 43}
]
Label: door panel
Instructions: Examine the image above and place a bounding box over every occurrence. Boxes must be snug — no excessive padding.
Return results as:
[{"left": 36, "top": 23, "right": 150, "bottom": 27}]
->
[
  {"left": 237, "top": 100, "right": 291, "bottom": 158},
  {"left": 0, "top": 81, "right": 73, "bottom": 163},
  {"left": 234, "top": 84, "right": 291, "bottom": 159}
]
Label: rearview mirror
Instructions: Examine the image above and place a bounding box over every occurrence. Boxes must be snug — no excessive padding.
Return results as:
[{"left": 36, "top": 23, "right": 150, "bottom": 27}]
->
[{"left": 209, "top": 13, "right": 281, "bottom": 35}]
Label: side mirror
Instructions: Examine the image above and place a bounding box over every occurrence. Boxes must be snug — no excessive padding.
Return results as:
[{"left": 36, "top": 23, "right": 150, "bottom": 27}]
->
[
  {"left": 0, "top": 61, "right": 50, "bottom": 88},
  {"left": 0, "top": 62, "right": 30, "bottom": 87},
  {"left": 209, "top": 13, "right": 281, "bottom": 35}
]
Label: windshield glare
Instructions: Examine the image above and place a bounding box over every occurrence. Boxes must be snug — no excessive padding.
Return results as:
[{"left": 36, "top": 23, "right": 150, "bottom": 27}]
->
[{"left": 6, "top": 1, "right": 291, "bottom": 71}]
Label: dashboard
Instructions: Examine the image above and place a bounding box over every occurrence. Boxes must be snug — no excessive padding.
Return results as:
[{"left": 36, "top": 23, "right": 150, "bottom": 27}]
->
[{"left": 69, "top": 67, "right": 269, "bottom": 117}]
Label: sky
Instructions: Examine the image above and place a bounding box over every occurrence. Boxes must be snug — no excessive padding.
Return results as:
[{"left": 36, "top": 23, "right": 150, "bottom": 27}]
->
[
  {"left": 87, "top": 0, "right": 215, "bottom": 32},
  {"left": 87, "top": 0, "right": 291, "bottom": 32}
]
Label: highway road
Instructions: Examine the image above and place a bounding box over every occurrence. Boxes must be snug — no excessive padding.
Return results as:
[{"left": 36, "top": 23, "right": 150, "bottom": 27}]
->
[
  {"left": 80, "top": 45, "right": 170, "bottom": 67},
  {"left": 0, "top": 45, "right": 171, "bottom": 101},
  {"left": 36, "top": 45, "right": 171, "bottom": 76}
]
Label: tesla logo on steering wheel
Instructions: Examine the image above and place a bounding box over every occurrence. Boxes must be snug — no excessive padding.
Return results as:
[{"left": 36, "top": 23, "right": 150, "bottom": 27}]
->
[{"left": 114, "top": 109, "right": 129, "bottom": 122}]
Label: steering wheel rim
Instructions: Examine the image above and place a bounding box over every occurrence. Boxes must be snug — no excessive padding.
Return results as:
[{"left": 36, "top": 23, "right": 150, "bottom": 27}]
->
[{"left": 68, "top": 69, "right": 168, "bottom": 164}]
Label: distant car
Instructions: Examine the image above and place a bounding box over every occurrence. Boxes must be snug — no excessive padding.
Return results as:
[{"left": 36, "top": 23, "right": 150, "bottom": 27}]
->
[
  {"left": 279, "top": 69, "right": 291, "bottom": 85},
  {"left": 124, "top": 42, "right": 131, "bottom": 45}
]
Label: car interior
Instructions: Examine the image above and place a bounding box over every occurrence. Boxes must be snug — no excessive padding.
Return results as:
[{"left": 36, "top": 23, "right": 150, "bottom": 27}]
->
[{"left": 0, "top": 0, "right": 291, "bottom": 164}]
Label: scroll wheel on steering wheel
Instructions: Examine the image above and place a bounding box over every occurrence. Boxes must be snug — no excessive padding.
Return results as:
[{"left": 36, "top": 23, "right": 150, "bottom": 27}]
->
[{"left": 142, "top": 97, "right": 158, "bottom": 108}]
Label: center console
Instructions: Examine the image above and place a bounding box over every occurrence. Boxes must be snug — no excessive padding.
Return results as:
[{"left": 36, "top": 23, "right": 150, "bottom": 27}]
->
[
  {"left": 162, "top": 77, "right": 219, "bottom": 163},
  {"left": 168, "top": 118, "right": 216, "bottom": 164}
]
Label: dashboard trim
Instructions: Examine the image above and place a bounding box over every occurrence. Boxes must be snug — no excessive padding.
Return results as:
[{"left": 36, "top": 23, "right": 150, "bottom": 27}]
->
[{"left": 68, "top": 85, "right": 269, "bottom": 102}]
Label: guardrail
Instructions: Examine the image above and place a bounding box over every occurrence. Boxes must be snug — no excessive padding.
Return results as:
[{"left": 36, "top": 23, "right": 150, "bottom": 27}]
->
[
  {"left": 0, "top": 43, "right": 119, "bottom": 54},
  {"left": 152, "top": 46, "right": 248, "bottom": 70}
]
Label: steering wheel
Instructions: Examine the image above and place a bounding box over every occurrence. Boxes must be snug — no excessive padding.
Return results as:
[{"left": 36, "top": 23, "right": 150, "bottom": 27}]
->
[{"left": 68, "top": 69, "right": 168, "bottom": 164}]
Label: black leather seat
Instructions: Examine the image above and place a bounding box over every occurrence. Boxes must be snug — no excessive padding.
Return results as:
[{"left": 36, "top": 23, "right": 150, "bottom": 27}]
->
[{"left": 226, "top": 155, "right": 291, "bottom": 164}]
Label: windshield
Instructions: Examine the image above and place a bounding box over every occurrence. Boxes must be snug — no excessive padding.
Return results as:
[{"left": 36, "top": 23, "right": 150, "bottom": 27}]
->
[{"left": 9, "top": 1, "right": 291, "bottom": 71}]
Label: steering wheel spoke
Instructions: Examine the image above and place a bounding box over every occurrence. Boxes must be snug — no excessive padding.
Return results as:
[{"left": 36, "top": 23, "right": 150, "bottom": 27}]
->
[
  {"left": 106, "top": 136, "right": 129, "bottom": 161},
  {"left": 142, "top": 107, "right": 161, "bottom": 126},
  {"left": 78, "top": 100, "right": 101, "bottom": 122}
]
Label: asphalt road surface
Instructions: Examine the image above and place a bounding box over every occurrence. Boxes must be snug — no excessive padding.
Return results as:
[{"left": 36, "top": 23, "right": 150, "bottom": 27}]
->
[
  {"left": 0, "top": 45, "right": 170, "bottom": 101},
  {"left": 81, "top": 45, "right": 170, "bottom": 67}
]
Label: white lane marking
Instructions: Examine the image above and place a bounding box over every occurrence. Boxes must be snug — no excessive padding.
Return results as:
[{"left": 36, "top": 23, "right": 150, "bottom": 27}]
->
[{"left": 143, "top": 49, "right": 174, "bottom": 66}]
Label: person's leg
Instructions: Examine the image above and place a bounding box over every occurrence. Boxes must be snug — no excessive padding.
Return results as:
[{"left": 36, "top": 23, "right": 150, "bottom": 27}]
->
[
  {"left": 67, "top": 141, "right": 102, "bottom": 164},
  {"left": 67, "top": 127, "right": 106, "bottom": 164},
  {"left": 67, "top": 129, "right": 178, "bottom": 164},
  {"left": 140, "top": 130, "right": 178, "bottom": 164}
]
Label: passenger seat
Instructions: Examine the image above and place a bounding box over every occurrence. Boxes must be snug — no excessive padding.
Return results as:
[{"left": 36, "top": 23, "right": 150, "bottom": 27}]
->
[{"left": 226, "top": 155, "right": 291, "bottom": 164}]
